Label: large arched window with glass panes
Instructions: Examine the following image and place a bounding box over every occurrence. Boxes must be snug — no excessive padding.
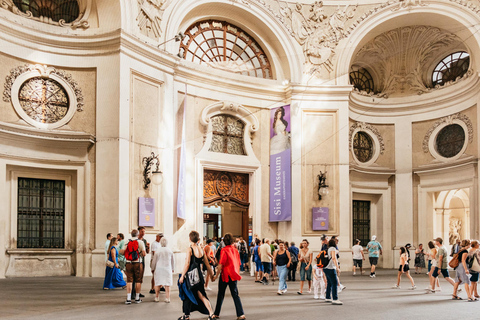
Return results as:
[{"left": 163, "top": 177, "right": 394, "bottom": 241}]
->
[
  {"left": 350, "top": 68, "right": 375, "bottom": 94},
  {"left": 179, "top": 20, "right": 272, "bottom": 79},
  {"left": 13, "top": 0, "right": 80, "bottom": 23},
  {"left": 432, "top": 51, "right": 470, "bottom": 87},
  {"left": 208, "top": 114, "right": 246, "bottom": 155}
]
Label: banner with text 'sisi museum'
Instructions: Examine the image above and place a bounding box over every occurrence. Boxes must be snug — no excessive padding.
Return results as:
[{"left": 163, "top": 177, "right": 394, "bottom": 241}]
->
[{"left": 269, "top": 105, "right": 292, "bottom": 222}]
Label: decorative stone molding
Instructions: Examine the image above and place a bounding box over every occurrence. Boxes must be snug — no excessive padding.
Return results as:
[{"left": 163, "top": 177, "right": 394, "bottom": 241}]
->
[
  {"left": 354, "top": 26, "right": 461, "bottom": 98},
  {"left": 3, "top": 64, "right": 84, "bottom": 129},
  {"left": 349, "top": 121, "right": 385, "bottom": 155},
  {"left": 422, "top": 113, "right": 474, "bottom": 153},
  {"left": 0, "top": 0, "right": 91, "bottom": 30},
  {"left": 137, "top": 0, "right": 166, "bottom": 40}
]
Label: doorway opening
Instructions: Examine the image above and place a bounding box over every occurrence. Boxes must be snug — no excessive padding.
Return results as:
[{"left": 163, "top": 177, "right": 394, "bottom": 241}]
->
[
  {"left": 353, "top": 200, "right": 371, "bottom": 246},
  {"left": 203, "top": 170, "right": 250, "bottom": 241}
]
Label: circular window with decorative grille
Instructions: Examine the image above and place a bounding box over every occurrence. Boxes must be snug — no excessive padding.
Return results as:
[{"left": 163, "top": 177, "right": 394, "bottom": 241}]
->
[
  {"left": 179, "top": 20, "right": 272, "bottom": 79},
  {"left": 435, "top": 124, "right": 466, "bottom": 158},
  {"left": 353, "top": 131, "right": 374, "bottom": 163}
]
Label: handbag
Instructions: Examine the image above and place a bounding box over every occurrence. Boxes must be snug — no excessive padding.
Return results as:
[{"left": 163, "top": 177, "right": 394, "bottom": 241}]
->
[
  {"left": 471, "top": 255, "right": 480, "bottom": 273},
  {"left": 106, "top": 260, "right": 115, "bottom": 268},
  {"left": 186, "top": 247, "right": 201, "bottom": 289}
]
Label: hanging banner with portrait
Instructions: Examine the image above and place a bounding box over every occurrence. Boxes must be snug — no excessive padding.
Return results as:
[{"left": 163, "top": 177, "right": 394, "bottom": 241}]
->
[{"left": 269, "top": 105, "right": 292, "bottom": 221}]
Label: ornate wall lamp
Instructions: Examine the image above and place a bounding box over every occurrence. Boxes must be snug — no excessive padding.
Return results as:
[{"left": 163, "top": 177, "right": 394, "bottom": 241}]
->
[
  {"left": 317, "top": 171, "right": 329, "bottom": 200},
  {"left": 142, "top": 152, "right": 163, "bottom": 189}
]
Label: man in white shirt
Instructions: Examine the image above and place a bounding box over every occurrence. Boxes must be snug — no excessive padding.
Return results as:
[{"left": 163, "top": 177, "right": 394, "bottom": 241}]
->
[
  {"left": 259, "top": 238, "right": 274, "bottom": 285},
  {"left": 105, "top": 233, "right": 113, "bottom": 262},
  {"left": 351, "top": 239, "right": 365, "bottom": 275},
  {"left": 149, "top": 233, "right": 164, "bottom": 294}
]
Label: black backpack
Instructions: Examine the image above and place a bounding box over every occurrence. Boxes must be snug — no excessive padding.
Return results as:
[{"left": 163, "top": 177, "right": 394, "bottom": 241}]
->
[
  {"left": 316, "top": 250, "right": 331, "bottom": 268},
  {"left": 289, "top": 248, "right": 298, "bottom": 263},
  {"left": 239, "top": 242, "right": 247, "bottom": 254}
]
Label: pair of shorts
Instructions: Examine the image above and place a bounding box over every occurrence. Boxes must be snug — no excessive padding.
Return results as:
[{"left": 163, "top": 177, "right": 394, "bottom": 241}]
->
[
  {"left": 369, "top": 257, "right": 378, "bottom": 266},
  {"left": 398, "top": 264, "right": 410, "bottom": 272},
  {"left": 300, "top": 262, "right": 312, "bottom": 281},
  {"left": 262, "top": 262, "right": 272, "bottom": 274},
  {"left": 126, "top": 262, "right": 144, "bottom": 283},
  {"left": 470, "top": 272, "right": 479, "bottom": 282},
  {"left": 255, "top": 260, "right": 264, "bottom": 272},
  {"left": 353, "top": 259, "right": 362, "bottom": 267},
  {"left": 432, "top": 267, "right": 449, "bottom": 278}
]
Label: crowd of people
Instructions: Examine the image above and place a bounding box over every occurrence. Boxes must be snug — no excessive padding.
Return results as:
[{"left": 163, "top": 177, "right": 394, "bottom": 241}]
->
[{"left": 101, "top": 229, "right": 480, "bottom": 318}]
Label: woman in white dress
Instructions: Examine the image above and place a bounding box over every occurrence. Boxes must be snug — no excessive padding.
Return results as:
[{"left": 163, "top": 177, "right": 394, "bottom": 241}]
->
[
  {"left": 152, "top": 237, "right": 174, "bottom": 302},
  {"left": 270, "top": 107, "right": 291, "bottom": 155}
]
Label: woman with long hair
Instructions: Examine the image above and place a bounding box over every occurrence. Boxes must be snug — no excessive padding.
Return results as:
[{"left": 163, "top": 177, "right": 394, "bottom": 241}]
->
[
  {"left": 273, "top": 241, "right": 291, "bottom": 295},
  {"left": 452, "top": 239, "right": 473, "bottom": 301},
  {"left": 324, "top": 239, "right": 343, "bottom": 305},
  {"left": 468, "top": 240, "right": 480, "bottom": 300},
  {"left": 414, "top": 243, "right": 426, "bottom": 274},
  {"left": 212, "top": 233, "right": 246, "bottom": 320},
  {"left": 426, "top": 241, "right": 440, "bottom": 290},
  {"left": 103, "top": 237, "right": 126, "bottom": 290},
  {"left": 253, "top": 238, "right": 263, "bottom": 283},
  {"left": 270, "top": 106, "right": 291, "bottom": 155},
  {"left": 392, "top": 247, "right": 416, "bottom": 290},
  {"left": 297, "top": 239, "right": 313, "bottom": 294},
  {"left": 178, "top": 231, "right": 215, "bottom": 320}
]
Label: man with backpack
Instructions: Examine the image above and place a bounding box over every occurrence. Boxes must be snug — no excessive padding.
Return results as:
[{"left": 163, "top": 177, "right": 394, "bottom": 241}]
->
[
  {"left": 120, "top": 229, "right": 146, "bottom": 304},
  {"left": 288, "top": 241, "right": 299, "bottom": 281},
  {"left": 238, "top": 237, "right": 248, "bottom": 273}
]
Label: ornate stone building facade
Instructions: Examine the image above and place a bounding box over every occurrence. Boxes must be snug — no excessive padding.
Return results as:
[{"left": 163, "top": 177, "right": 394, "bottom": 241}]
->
[{"left": 0, "top": 0, "right": 479, "bottom": 277}]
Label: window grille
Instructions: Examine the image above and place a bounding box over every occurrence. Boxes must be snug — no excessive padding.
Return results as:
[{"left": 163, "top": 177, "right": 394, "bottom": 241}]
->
[
  {"left": 349, "top": 68, "right": 374, "bottom": 94},
  {"left": 208, "top": 115, "right": 246, "bottom": 155},
  {"left": 432, "top": 51, "right": 470, "bottom": 87},
  {"left": 353, "top": 200, "right": 370, "bottom": 247},
  {"left": 435, "top": 124, "right": 465, "bottom": 158},
  {"left": 179, "top": 20, "right": 272, "bottom": 79},
  {"left": 13, "top": 0, "right": 80, "bottom": 23},
  {"left": 353, "top": 131, "right": 374, "bottom": 163},
  {"left": 17, "top": 178, "right": 65, "bottom": 249}
]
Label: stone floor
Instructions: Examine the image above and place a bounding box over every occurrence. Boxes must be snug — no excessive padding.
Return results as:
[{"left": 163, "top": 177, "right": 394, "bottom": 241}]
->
[{"left": 1, "top": 269, "right": 478, "bottom": 320}]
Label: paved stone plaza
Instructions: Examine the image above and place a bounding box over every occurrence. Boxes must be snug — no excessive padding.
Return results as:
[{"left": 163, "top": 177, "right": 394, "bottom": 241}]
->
[{"left": 1, "top": 270, "right": 478, "bottom": 320}]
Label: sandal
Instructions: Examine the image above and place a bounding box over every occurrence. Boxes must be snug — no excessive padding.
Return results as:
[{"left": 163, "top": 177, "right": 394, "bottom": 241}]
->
[
  {"left": 452, "top": 295, "right": 463, "bottom": 300},
  {"left": 236, "top": 316, "right": 246, "bottom": 320},
  {"left": 297, "top": 291, "right": 303, "bottom": 295},
  {"left": 178, "top": 316, "right": 190, "bottom": 320}
]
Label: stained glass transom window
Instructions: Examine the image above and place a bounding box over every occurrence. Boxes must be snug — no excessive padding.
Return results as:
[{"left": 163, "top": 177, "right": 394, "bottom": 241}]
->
[
  {"left": 18, "top": 77, "right": 69, "bottom": 124},
  {"left": 353, "top": 131, "right": 374, "bottom": 163},
  {"left": 179, "top": 20, "right": 272, "bottom": 79},
  {"left": 353, "top": 200, "right": 370, "bottom": 247},
  {"left": 17, "top": 178, "right": 65, "bottom": 249},
  {"left": 350, "top": 68, "right": 374, "bottom": 94},
  {"left": 432, "top": 51, "right": 470, "bottom": 87},
  {"left": 208, "top": 115, "right": 246, "bottom": 155},
  {"left": 13, "top": 0, "right": 80, "bottom": 23},
  {"left": 435, "top": 124, "right": 465, "bottom": 158}
]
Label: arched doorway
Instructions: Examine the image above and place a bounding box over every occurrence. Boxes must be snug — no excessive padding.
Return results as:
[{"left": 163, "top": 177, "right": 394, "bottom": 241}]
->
[{"left": 203, "top": 170, "right": 250, "bottom": 241}]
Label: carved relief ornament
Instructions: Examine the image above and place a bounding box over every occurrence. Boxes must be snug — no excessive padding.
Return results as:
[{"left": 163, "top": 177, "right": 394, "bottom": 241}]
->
[
  {"left": 0, "top": 0, "right": 91, "bottom": 29},
  {"left": 203, "top": 170, "right": 249, "bottom": 208},
  {"left": 137, "top": 0, "right": 167, "bottom": 39},
  {"left": 422, "top": 113, "right": 473, "bottom": 153},
  {"left": 349, "top": 121, "right": 385, "bottom": 155}
]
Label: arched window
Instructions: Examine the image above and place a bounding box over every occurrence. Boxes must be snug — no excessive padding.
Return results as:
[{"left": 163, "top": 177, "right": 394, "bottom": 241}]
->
[
  {"left": 435, "top": 124, "right": 466, "bottom": 158},
  {"left": 13, "top": 0, "right": 80, "bottom": 23},
  {"left": 349, "top": 68, "right": 374, "bottom": 94},
  {"left": 353, "top": 131, "right": 374, "bottom": 163},
  {"left": 179, "top": 20, "right": 272, "bottom": 79},
  {"left": 208, "top": 115, "right": 246, "bottom": 155},
  {"left": 432, "top": 51, "right": 470, "bottom": 87}
]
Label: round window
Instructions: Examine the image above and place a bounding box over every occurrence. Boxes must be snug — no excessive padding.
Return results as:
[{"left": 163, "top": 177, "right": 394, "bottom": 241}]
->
[
  {"left": 353, "top": 131, "right": 374, "bottom": 163},
  {"left": 18, "top": 77, "right": 69, "bottom": 124},
  {"left": 435, "top": 124, "right": 466, "bottom": 158}
]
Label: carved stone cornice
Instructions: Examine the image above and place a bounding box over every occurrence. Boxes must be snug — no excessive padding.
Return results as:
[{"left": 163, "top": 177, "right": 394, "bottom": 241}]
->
[
  {"left": 422, "top": 113, "right": 474, "bottom": 153},
  {"left": 349, "top": 121, "right": 385, "bottom": 155}
]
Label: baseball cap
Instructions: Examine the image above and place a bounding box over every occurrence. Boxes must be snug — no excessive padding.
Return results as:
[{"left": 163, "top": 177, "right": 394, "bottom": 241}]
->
[
  {"left": 157, "top": 232, "right": 164, "bottom": 237},
  {"left": 372, "top": 235, "right": 377, "bottom": 241}
]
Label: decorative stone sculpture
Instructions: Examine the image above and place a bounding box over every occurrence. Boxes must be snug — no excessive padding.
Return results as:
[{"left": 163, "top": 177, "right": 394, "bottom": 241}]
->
[{"left": 449, "top": 218, "right": 461, "bottom": 245}]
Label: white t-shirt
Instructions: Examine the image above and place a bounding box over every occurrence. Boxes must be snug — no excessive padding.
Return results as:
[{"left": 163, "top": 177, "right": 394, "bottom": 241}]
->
[
  {"left": 151, "top": 241, "right": 161, "bottom": 254},
  {"left": 325, "top": 247, "right": 337, "bottom": 270},
  {"left": 260, "top": 243, "right": 272, "bottom": 263},
  {"left": 352, "top": 245, "right": 363, "bottom": 260},
  {"left": 313, "top": 264, "right": 323, "bottom": 278}
]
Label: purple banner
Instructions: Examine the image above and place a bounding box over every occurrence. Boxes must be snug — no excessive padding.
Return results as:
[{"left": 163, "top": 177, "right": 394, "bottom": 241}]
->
[
  {"left": 139, "top": 197, "right": 155, "bottom": 227},
  {"left": 269, "top": 105, "right": 292, "bottom": 222},
  {"left": 312, "top": 207, "right": 329, "bottom": 231}
]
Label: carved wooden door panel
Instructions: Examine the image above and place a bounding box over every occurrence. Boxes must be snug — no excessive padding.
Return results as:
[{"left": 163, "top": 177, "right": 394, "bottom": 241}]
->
[{"left": 203, "top": 170, "right": 249, "bottom": 208}]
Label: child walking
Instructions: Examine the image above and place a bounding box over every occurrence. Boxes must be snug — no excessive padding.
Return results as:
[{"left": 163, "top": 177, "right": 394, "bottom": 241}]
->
[{"left": 312, "top": 263, "right": 326, "bottom": 300}]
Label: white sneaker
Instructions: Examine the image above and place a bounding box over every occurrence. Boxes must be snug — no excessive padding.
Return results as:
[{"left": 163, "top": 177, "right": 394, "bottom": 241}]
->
[
  {"left": 325, "top": 298, "right": 332, "bottom": 302},
  {"left": 435, "top": 287, "right": 442, "bottom": 292},
  {"left": 164, "top": 298, "right": 170, "bottom": 303},
  {"left": 340, "top": 284, "right": 346, "bottom": 291},
  {"left": 373, "top": 274, "right": 376, "bottom": 278},
  {"left": 369, "top": 275, "right": 374, "bottom": 278},
  {"left": 353, "top": 272, "right": 356, "bottom": 275},
  {"left": 392, "top": 285, "right": 400, "bottom": 289},
  {"left": 319, "top": 295, "right": 325, "bottom": 300},
  {"left": 332, "top": 300, "right": 343, "bottom": 305},
  {"left": 277, "top": 291, "right": 283, "bottom": 295},
  {"left": 205, "top": 286, "right": 212, "bottom": 291},
  {"left": 337, "top": 286, "right": 343, "bottom": 293},
  {"left": 425, "top": 289, "right": 435, "bottom": 294},
  {"left": 282, "top": 289, "right": 287, "bottom": 294},
  {"left": 314, "top": 295, "right": 319, "bottom": 299},
  {"left": 307, "top": 289, "right": 312, "bottom": 293},
  {"left": 154, "top": 297, "right": 159, "bottom": 302},
  {"left": 410, "top": 285, "right": 417, "bottom": 290}
]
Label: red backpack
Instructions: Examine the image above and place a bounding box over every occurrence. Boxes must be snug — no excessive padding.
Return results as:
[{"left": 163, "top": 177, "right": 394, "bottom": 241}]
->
[{"left": 124, "top": 239, "right": 139, "bottom": 261}]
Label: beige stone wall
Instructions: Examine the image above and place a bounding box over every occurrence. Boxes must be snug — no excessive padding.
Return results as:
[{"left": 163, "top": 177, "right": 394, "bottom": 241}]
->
[{"left": 412, "top": 106, "right": 478, "bottom": 168}]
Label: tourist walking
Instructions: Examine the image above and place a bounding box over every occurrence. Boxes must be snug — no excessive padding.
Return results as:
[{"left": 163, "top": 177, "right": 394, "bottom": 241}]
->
[
  {"left": 151, "top": 237, "right": 174, "bottom": 303},
  {"left": 452, "top": 239, "right": 473, "bottom": 301},
  {"left": 324, "top": 239, "right": 343, "bottom": 305},
  {"left": 392, "top": 247, "right": 416, "bottom": 290},
  {"left": 273, "top": 241, "right": 291, "bottom": 295},
  {"left": 103, "top": 237, "right": 126, "bottom": 290},
  {"left": 259, "top": 239, "right": 273, "bottom": 285},
  {"left": 297, "top": 239, "right": 313, "bottom": 294},
  {"left": 120, "top": 229, "right": 146, "bottom": 304},
  {"left": 212, "top": 233, "right": 246, "bottom": 320},
  {"left": 414, "top": 243, "right": 426, "bottom": 274},
  {"left": 105, "top": 233, "right": 113, "bottom": 261},
  {"left": 468, "top": 240, "right": 480, "bottom": 299},
  {"left": 204, "top": 239, "right": 217, "bottom": 291},
  {"left": 150, "top": 233, "right": 163, "bottom": 294},
  {"left": 253, "top": 239, "right": 263, "bottom": 282},
  {"left": 288, "top": 241, "right": 299, "bottom": 281},
  {"left": 426, "top": 237, "right": 458, "bottom": 293},
  {"left": 178, "top": 231, "right": 215, "bottom": 320},
  {"left": 352, "top": 239, "right": 365, "bottom": 275},
  {"left": 312, "top": 263, "right": 326, "bottom": 300},
  {"left": 426, "top": 241, "right": 440, "bottom": 290},
  {"left": 238, "top": 237, "right": 248, "bottom": 273},
  {"left": 367, "top": 235, "right": 382, "bottom": 278}
]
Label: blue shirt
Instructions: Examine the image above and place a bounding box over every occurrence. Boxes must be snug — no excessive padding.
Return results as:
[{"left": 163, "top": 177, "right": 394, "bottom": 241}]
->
[
  {"left": 367, "top": 241, "right": 382, "bottom": 258},
  {"left": 289, "top": 246, "right": 299, "bottom": 258}
]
